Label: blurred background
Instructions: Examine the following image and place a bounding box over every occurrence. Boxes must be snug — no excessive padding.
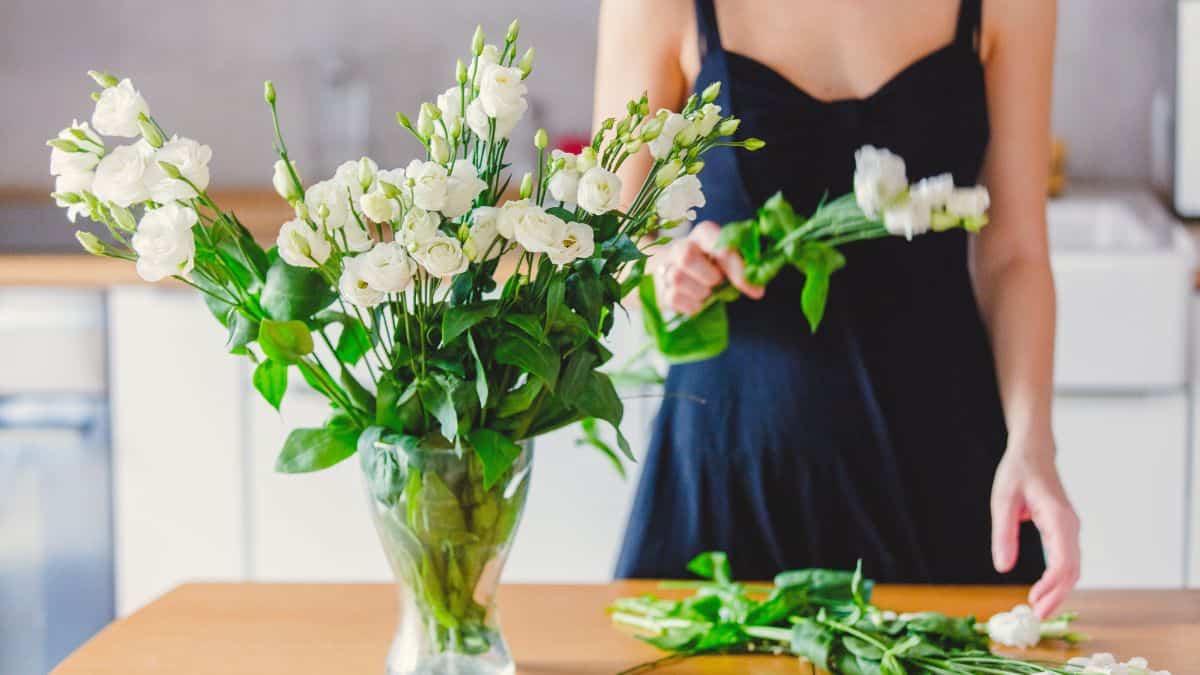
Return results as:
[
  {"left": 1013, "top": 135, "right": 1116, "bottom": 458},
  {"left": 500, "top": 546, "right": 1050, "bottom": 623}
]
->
[{"left": 2, "top": 1, "right": 1199, "bottom": 673}]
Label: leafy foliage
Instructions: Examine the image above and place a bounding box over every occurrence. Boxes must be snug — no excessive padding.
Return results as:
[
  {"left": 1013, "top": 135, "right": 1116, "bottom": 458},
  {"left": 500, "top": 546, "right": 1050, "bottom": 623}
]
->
[{"left": 611, "top": 553, "right": 1080, "bottom": 675}]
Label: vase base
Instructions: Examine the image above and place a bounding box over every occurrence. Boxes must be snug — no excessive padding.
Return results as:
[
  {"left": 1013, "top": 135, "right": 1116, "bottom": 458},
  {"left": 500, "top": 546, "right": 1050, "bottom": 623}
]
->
[{"left": 388, "top": 653, "right": 515, "bottom": 675}]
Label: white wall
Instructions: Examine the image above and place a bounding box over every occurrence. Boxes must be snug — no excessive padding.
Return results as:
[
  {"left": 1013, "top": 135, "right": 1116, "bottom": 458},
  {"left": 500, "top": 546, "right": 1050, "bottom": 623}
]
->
[{"left": 0, "top": 0, "right": 1179, "bottom": 189}]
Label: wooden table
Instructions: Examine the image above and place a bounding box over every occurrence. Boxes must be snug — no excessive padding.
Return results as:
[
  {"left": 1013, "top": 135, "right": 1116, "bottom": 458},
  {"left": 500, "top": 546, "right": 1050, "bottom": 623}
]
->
[{"left": 53, "top": 582, "right": 1198, "bottom": 674}]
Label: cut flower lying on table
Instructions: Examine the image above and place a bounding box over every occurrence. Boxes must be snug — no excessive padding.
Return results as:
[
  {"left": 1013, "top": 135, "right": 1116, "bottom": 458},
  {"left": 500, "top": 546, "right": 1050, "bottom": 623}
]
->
[{"left": 610, "top": 553, "right": 1170, "bottom": 675}]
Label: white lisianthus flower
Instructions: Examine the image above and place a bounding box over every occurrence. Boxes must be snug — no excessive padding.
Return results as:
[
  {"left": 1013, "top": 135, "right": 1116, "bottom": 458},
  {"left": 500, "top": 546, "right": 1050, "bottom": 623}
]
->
[
  {"left": 341, "top": 220, "right": 374, "bottom": 253},
  {"left": 276, "top": 218, "right": 331, "bottom": 268},
  {"left": 54, "top": 171, "right": 94, "bottom": 222},
  {"left": 691, "top": 103, "right": 723, "bottom": 137},
  {"left": 339, "top": 255, "right": 385, "bottom": 309},
  {"left": 375, "top": 167, "right": 407, "bottom": 197},
  {"left": 91, "top": 142, "right": 151, "bottom": 207},
  {"left": 946, "top": 185, "right": 991, "bottom": 219},
  {"left": 547, "top": 221, "right": 595, "bottom": 265},
  {"left": 649, "top": 112, "right": 690, "bottom": 160},
  {"left": 91, "top": 79, "right": 150, "bottom": 138},
  {"left": 435, "top": 86, "right": 463, "bottom": 136},
  {"left": 413, "top": 233, "right": 469, "bottom": 277},
  {"left": 466, "top": 97, "right": 522, "bottom": 140},
  {"left": 475, "top": 44, "right": 501, "bottom": 71},
  {"left": 49, "top": 120, "right": 104, "bottom": 175},
  {"left": 358, "top": 241, "right": 414, "bottom": 292},
  {"left": 131, "top": 203, "right": 198, "bottom": 282},
  {"left": 463, "top": 206, "right": 503, "bottom": 261},
  {"left": 442, "top": 160, "right": 488, "bottom": 218},
  {"left": 511, "top": 204, "right": 567, "bottom": 253},
  {"left": 360, "top": 190, "right": 399, "bottom": 223},
  {"left": 397, "top": 208, "right": 441, "bottom": 248},
  {"left": 548, "top": 150, "right": 581, "bottom": 203},
  {"left": 854, "top": 145, "right": 908, "bottom": 219},
  {"left": 272, "top": 159, "right": 301, "bottom": 202},
  {"left": 478, "top": 63, "right": 527, "bottom": 120},
  {"left": 143, "top": 135, "right": 212, "bottom": 203},
  {"left": 909, "top": 173, "right": 954, "bottom": 210},
  {"left": 305, "top": 179, "right": 354, "bottom": 230},
  {"left": 655, "top": 174, "right": 706, "bottom": 223},
  {"left": 575, "top": 147, "right": 599, "bottom": 173},
  {"left": 405, "top": 159, "right": 449, "bottom": 212},
  {"left": 986, "top": 605, "right": 1041, "bottom": 649},
  {"left": 1067, "top": 653, "right": 1170, "bottom": 675},
  {"left": 883, "top": 200, "right": 931, "bottom": 241},
  {"left": 576, "top": 167, "right": 622, "bottom": 215},
  {"left": 334, "top": 157, "right": 378, "bottom": 196}
]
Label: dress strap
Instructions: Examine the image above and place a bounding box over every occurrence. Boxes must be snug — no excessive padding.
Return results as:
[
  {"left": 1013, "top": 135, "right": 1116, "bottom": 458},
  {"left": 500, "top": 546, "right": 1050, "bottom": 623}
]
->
[
  {"left": 955, "top": 0, "right": 983, "bottom": 53},
  {"left": 695, "top": 0, "right": 723, "bottom": 58}
]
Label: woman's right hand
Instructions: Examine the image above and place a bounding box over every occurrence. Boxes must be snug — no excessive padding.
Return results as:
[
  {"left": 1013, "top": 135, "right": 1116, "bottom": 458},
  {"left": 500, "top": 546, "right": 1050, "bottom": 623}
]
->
[{"left": 654, "top": 221, "right": 765, "bottom": 315}]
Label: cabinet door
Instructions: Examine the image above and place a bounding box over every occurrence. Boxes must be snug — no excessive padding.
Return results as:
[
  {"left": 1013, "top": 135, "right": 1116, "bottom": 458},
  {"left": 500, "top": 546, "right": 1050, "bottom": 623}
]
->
[
  {"left": 1054, "top": 394, "right": 1187, "bottom": 588},
  {"left": 108, "top": 287, "right": 245, "bottom": 615},
  {"left": 247, "top": 388, "right": 390, "bottom": 581}
]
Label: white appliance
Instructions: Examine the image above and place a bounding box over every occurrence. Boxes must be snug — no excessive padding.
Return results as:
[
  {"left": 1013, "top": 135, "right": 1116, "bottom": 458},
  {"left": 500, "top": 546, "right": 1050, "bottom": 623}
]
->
[
  {"left": 0, "top": 289, "right": 113, "bottom": 673},
  {"left": 1177, "top": 0, "right": 1200, "bottom": 216},
  {"left": 1048, "top": 189, "right": 1194, "bottom": 588}
]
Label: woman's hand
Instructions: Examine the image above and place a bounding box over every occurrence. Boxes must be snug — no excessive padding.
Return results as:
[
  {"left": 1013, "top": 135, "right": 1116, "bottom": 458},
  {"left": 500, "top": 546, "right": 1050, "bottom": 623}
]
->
[
  {"left": 990, "top": 438, "right": 1080, "bottom": 618},
  {"left": 655, "top": 221, "right": 764, "bottom": 315}
]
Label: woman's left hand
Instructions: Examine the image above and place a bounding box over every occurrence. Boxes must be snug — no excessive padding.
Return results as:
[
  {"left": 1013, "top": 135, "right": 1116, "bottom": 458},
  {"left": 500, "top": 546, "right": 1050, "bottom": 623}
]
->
[{"left": 990, "top": 438, "right": 1080, "bottom": 618}]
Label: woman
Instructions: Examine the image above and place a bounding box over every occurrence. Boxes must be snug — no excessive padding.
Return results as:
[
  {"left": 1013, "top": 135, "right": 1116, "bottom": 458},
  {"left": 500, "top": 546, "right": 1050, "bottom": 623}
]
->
[{"left": 595, "top": 0, "right": 1079, "bottom": 617}]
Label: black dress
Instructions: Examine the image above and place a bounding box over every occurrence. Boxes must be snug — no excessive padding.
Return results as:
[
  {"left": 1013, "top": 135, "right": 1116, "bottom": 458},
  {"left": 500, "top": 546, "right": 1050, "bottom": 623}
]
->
[{"left": 616, "top": 0, "right": 1045, "bottom": 584}]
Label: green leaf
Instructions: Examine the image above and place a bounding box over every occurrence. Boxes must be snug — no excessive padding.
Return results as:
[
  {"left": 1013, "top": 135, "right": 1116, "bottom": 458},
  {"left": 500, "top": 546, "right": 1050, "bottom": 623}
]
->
[
  {"left": 467, "top": 331, "right": 488, "bottom": 408},
  {"left": 494, "top": 329, "right": 560, "bottom": 389},
  {"left": 503, "top": 313, "right": 545, "bottom": 341},
  {"left": 334, "top": 317, "right": 372, "bottom": 364},
  {"left": 496, "top": 378, "right": 542, "bottom": 418},
  {"left": 340, "top": 369, "right": 376, "bottom": 413},
  {"left": 800, "top": 265, "right": 831, "bottom": 333},
  {"left": 274, "top": 424, "right": 359, "bottom": 473},
  {"left": 467, "top": 429, "right": 524, "bottom": 489},
  {"left": 758, "top": 191, "right": 798, "bottom": 239},
  {"left": 418, "top": 375, "right": 460, "bottom": 442},
  {"left": 225, "top": 309, "right": 259, "bottom": 354},
  {"left": 357, "top": 427, "right": 415, "bottom": 503},
  {"left": 566, "top": 266, "right": 607, "bottom": 330},
  {"left": 639, "top": 276, "right": 729, "bottom": 364},
  {"left": 252, "top": 359, "right": 288, "bottom": 411},
  {"left": 600, "top": 235, "right": 645, "bottom": 270},
  {"left": 258, "top": 319, "right": 314, "bottom": 364},
  {"left": 441, "top": 301, "right": 499, "bottom": 346},
  {"left": 575, "top": 417, "right": 626, "bottom": 478},
  {"left": 377, "top": 378, "right": 421, "bottom": 433},
  {"left": 843, "top": 635, "right": 884, "bottom": 661},
  {"left": 579, "top": 371, "right": 623, "bottom": 429},
  {"left": 745, "top": 584, "right": 808, "bottom": 626},
  {"left": 261, "top": 256, "right": 337, "bottom": 321},
  {"left": 687, "top": 551, "right": 732, "bottom": 585},
  {"left": 790, "top": 619, "right": 833, "bottom": 670},
  {"left": 557, "top": 350, "right": 598, "bottom": 400}
]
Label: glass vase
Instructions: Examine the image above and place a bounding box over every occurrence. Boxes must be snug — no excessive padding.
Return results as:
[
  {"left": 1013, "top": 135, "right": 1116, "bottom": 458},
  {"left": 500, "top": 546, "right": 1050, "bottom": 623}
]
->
[{"left": 360, "top": 433, "right": 533, "bottom": 675}]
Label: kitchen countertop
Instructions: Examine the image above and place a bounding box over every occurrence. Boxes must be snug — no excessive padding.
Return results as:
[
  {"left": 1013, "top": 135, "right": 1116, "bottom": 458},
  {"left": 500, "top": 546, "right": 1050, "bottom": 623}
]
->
[{"left": 52, "top": 582, "right": 1198, "bottom": 674}]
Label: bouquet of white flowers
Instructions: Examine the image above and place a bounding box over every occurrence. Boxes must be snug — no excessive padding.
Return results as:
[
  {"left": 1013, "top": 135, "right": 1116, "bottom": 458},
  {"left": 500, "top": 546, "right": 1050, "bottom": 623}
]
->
[
  {"left": 48, "top": 20, "right": 760, "bottom": 675},
  {"left": 641, "top": 145, "right": 991, "bottom": 363}
]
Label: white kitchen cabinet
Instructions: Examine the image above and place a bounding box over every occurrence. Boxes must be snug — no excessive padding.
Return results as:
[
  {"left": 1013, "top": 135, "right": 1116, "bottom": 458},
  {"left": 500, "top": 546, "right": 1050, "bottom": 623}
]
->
[
  {"left": 247, "top": 389, "right": 389, "bottom": 582},
  {"left": 1054, "top": 393, "right": 1188, "bottom": 588},
  {"left": 108, "top": 287, "right": 246, "bottom": 615}
]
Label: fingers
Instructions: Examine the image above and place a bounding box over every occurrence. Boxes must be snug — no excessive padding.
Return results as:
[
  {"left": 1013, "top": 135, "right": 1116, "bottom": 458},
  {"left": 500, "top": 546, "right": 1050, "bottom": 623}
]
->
[
  {"left": 689, "top": 221, "right": 765, "bottom": 299},
  {"left": 659, "top": 237, "right": 721, "bottom": 315},
  {"left": 1028, "top": 503, "right": 1081, "bottom": 618},
  {"left": 990, "top": 485, "right": 1022, "bottom": 575}
]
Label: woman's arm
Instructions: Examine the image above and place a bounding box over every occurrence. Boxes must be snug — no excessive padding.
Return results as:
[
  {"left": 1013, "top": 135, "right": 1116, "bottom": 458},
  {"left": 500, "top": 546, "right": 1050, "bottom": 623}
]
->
[
  {"left": 973, "top": 0, "right": 1079, "bottom": 617},
  {"left": 594, "top": 0, "right": 689, "bottom": 207},
  {"left": 593, "top": 0, "right": 761, "bottom": 311}
]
